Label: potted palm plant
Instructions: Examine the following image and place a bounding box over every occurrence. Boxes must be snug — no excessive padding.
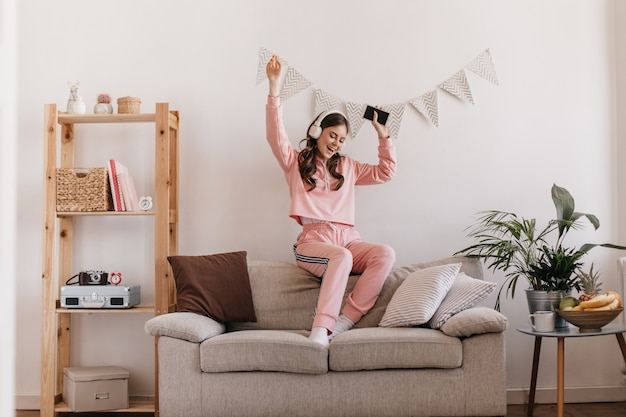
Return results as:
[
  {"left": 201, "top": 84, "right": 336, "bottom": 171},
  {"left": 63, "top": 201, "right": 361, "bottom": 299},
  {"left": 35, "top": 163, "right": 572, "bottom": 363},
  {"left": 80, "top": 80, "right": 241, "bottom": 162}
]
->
[{"left": 455, "top": 184, "right": 626, "bottom": 326}]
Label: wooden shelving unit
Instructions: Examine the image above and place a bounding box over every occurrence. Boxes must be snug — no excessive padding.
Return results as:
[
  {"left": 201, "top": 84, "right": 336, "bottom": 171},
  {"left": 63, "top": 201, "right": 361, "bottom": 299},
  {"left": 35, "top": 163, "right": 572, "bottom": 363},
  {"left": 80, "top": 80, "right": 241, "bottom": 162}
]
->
[{"left": 40, "top": 104, "right": 179, "bottom": 417}]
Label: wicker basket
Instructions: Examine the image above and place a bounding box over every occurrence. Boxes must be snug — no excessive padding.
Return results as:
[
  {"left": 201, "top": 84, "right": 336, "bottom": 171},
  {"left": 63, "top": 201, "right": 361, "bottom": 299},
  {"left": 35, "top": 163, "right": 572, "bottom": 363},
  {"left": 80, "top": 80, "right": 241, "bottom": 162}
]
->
[
  {"left": 117, "top": 96, "right": 141, "bottom": 114},
  {"left": 56, "top": 168, "right": 113, "bottom": 212}
]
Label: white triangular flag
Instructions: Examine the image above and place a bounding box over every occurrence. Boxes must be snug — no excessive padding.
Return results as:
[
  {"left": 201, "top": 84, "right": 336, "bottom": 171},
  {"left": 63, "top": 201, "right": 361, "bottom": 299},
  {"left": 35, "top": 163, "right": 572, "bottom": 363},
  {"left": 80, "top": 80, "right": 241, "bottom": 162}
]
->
[
  {"left": 345, "top": 102, "right": 366, "bottom": 138},
  {"left": 466, "top": 49, "right": 499, "bottom": 85},
  {"left": 279, "top": 66, "right": 312, "bottom": 100},
  {"left": 314, "top": 89, "right": 343, "bottom": 116},
  {"left": 439, "top": 70, "right": 474, "bottom": 105},
  {"left": 409, "top": 90, "right": 439, "bottom": 127},
  {"left": 382, "top": 103, "right": 406, "bottom": 138},
  {"left": 256, "top": 47, "right": 288, "bottom": 85}
]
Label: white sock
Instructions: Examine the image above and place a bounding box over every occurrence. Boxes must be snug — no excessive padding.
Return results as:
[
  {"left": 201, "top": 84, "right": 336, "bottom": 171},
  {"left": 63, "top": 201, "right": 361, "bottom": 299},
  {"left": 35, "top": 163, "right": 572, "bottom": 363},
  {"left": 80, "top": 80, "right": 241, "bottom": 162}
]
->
[
  {"left": 308, "top": 327, "right": 329, "bottom": 347},
  {"left": 329, "top": 315, "right": 355, "bottom": 340}
]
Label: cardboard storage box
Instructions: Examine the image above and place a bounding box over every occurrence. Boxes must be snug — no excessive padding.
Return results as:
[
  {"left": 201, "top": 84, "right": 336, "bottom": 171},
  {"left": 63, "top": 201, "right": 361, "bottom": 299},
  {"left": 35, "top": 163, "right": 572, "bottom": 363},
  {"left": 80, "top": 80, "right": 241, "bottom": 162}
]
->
[{"left": 63, "top": 366, "right": 129, "bottom": 412}]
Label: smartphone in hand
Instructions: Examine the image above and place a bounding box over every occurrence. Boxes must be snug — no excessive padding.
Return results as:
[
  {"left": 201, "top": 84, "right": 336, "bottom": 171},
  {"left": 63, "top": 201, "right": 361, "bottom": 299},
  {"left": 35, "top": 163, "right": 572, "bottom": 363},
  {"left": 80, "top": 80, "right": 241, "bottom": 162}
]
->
[{"left": 363, "top": 105, "right": 389, "bottom": 126}]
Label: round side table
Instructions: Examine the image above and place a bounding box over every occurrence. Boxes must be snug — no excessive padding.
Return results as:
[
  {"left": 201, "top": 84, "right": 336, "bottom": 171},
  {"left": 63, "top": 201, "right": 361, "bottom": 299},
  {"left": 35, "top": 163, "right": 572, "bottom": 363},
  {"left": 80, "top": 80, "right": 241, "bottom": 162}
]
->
[{"left": 517, "top": 324, "right": 626, "bottom": 417}]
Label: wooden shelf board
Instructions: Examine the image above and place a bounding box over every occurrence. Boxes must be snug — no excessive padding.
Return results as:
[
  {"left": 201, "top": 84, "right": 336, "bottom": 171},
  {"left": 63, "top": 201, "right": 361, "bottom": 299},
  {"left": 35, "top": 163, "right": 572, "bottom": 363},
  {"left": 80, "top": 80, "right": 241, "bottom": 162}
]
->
[
  {"left": 57, "top": 211, "right": 154, "bottom": 217},
  {"left": 58, "top": 113, "right": 157, "bottom": 124},
  {"left": 55, "top": 305, "right": 155, "bottom": 314},
  {"left": 55, "top": 399, "right": 155, "bottom": 413}
]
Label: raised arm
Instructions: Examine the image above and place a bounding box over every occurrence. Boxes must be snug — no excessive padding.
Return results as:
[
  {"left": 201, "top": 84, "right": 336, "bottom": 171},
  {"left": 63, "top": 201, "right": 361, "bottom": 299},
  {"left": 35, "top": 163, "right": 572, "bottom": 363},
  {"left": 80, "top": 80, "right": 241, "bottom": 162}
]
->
[
  {"left": 267, "top": 55, "right": 282, "bottom": 97},
  {"left": 265, "top": 55, "right": 297, "bottom": 172}
]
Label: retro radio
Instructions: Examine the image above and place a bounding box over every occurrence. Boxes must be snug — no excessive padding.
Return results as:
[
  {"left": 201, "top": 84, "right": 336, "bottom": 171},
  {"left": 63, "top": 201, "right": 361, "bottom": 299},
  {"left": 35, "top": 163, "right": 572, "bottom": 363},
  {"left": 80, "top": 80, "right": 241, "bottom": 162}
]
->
[{"left": 60, "top": 284, "right": 140, "bottom": 309}]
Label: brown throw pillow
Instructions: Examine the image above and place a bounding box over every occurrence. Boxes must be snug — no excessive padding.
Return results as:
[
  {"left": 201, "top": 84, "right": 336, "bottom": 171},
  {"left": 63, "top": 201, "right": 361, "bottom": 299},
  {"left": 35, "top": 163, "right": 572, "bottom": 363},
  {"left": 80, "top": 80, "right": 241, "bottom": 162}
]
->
[{"left": 168, "top": 251, "right": 256, "bottom": 323}]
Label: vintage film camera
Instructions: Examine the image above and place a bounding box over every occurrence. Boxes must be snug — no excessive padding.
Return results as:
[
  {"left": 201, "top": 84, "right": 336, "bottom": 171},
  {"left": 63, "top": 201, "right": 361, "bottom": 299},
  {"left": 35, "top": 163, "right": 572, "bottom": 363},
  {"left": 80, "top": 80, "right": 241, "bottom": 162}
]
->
[{"left": 78, "top": 270, "right": 109, "bottom": 285}]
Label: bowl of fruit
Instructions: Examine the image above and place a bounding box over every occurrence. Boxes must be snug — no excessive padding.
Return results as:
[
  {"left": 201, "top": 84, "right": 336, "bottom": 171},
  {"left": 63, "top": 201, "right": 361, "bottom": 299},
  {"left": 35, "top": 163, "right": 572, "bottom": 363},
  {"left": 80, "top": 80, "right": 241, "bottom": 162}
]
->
[{"left": 556, "top": 291, "right": 623, "bottom": 332}]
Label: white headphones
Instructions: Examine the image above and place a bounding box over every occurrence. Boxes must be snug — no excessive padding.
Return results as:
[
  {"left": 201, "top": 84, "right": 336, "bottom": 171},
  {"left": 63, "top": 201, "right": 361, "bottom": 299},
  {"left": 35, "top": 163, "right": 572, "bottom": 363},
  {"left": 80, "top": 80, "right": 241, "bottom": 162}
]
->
[{"left": 308, "top": 109, "right": 348, "bottom": 139}]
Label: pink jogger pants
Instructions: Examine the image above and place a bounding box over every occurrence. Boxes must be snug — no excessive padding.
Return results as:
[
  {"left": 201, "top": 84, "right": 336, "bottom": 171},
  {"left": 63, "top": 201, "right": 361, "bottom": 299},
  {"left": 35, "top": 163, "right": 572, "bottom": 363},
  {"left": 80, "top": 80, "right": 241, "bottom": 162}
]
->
[{"left": 293, "top": 222, "right": 396, "bottom": 331}]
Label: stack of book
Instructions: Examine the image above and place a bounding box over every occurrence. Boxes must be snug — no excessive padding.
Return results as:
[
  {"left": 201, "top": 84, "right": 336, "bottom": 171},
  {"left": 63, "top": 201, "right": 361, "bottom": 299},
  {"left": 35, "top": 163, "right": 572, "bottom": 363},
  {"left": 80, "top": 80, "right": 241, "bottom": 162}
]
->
[{"left": 107, "top": 159, "right": 140, "bottom": 211}]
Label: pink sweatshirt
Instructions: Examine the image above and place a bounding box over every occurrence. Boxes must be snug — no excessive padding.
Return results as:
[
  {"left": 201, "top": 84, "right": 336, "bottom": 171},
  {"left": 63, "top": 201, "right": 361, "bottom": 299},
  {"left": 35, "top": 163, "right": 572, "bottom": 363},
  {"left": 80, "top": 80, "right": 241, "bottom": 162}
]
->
[{"left": 266, "top": 96, "right": 396, "bottom": 226}]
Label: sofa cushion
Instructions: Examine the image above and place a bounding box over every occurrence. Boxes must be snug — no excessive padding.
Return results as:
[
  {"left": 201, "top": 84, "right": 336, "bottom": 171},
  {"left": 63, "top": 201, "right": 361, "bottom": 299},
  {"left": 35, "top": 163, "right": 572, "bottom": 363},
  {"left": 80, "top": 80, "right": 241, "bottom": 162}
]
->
[
  {"left": 168, "top": 251, "right": 257, "bottom": 322},
  {"left": 227, "top": 260, "right": 321, "bottom": 331},
  {"left": 144, "top": 312, "right": 225, "bottom": 343},
  {"left": 379, "top": 263, "right": 460, "bottom": 327},
  {"left": 440, "top": 306, "right": 508, "bottom": 337},
  {"left": 329, "top": 328, "right": 462, "bottom": 371},
  {"left": 428, "top": 272, "right": 497, "bottom": 329},
  {"left": 200, "top": 330, "right": 328, "bottom": 374}
]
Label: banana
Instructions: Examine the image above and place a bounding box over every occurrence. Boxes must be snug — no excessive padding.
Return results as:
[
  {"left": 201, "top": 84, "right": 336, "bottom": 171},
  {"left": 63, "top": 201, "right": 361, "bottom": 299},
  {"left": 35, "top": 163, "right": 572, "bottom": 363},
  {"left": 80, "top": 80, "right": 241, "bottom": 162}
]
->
[
  {"left": 578, "top": 293, "right": 615, "bottom": 309},
  {"left": 584, "top": 298, "right": 620, "bottom": 311},
  {"left": 606, "top": 291, "right": 623, "bottom": 308},
  {"left": 570, "top": 305, "right": 584, "bottom": 311}
]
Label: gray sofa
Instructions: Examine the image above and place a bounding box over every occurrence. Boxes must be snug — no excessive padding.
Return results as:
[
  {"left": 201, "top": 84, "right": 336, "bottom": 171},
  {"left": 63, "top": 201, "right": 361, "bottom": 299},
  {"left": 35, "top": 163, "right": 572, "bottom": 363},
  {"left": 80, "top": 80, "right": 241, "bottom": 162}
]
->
[{"left": 145, "top": 256, "right": 508, "bottom": 417}]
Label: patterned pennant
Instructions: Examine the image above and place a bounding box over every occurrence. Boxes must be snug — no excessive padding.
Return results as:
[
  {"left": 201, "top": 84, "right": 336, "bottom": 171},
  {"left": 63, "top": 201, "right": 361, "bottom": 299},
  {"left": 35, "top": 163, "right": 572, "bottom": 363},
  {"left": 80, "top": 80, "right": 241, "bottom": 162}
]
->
[
  {"left": 382, "top": 103, "right": 406, "bottom": 138},
  {"left": 439, "top": 70, "right": 474, "bottom": 105},
  {"left": 345, "top": 102, "right": 366, "bottom": 138},
  {"left": 256, "top": 47, "right": 287, "bottom": 85},
  {"left": 409, "top": 90, "right": 439, "bottom": 127},
  {"left": 314, "top": 89, "right": 343, "bottom": 115},
  {"left": 466, "top": 48, "right": 499, "bottom": 86},
  {"left": 279, "top": 66, "right": 312, "bottom": 100}
]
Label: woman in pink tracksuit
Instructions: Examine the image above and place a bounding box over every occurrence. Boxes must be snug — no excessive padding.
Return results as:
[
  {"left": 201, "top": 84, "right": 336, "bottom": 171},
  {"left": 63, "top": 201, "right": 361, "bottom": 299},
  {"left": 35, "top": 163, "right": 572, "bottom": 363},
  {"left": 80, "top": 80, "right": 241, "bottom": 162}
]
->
[{"left": 265, "top": 55, "right": 396, "bottom": 346}]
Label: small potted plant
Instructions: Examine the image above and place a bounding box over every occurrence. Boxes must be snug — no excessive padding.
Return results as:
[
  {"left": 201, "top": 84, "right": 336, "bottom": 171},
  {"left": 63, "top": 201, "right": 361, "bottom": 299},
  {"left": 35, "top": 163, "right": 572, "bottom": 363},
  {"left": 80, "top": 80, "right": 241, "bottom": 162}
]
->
[
  {"left": 455, "top": 184, "right": 626, "bottom": 319},
  {"left": 94, "top": 93, "right": 113, "bottom": 114}
]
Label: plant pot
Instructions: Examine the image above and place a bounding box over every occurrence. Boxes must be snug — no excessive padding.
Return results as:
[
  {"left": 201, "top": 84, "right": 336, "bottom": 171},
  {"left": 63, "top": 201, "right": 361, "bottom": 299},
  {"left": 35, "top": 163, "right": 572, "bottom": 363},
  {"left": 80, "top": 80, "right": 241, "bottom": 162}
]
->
[
  {"left": 525, "top": 288, "right": 569, "bottom": 328},
  {"left": 94, "top": 103, "right": 113, "bottom": 114}
]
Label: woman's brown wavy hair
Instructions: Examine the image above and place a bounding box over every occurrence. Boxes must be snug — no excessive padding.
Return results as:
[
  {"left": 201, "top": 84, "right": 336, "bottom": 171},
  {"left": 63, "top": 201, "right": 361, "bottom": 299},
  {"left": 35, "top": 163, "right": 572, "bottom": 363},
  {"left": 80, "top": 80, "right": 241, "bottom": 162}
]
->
[{"left": 298, "top": 112, "right": 349, "bottom": 191}]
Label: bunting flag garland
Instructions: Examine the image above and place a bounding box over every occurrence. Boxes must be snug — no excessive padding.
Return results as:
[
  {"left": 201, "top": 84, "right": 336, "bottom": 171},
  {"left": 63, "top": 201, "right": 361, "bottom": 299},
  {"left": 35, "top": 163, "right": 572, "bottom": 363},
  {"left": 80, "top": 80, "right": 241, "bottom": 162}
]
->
[
  {"left": 409, "top": 90, "right": 439, "bottom": 127},
  {"left": 383, "top": 103, "right": 406, "bottom": 138},
  {"left": 256, "top": 47, "right": 288, "bottom": 85},
  {"left": 257, "top": 47, "right": 498, "bottom": 136},
  {"left": 314, "top": 89, "right": 343, "bottom": 115},
  {"left": 466, "top": 48, "right": 499, "bottom": 86},
  {"left": 256, "top": 47, "right": 274, "bottom": 85},
  {"left": 345, "top": 102, "right": 367, "bottom": 138},
  {"left": 279, "top": 67, "right": 312, "bottom": 101},
  {"left": 439, "top": 70, "right": 474, "bottom": 105}
]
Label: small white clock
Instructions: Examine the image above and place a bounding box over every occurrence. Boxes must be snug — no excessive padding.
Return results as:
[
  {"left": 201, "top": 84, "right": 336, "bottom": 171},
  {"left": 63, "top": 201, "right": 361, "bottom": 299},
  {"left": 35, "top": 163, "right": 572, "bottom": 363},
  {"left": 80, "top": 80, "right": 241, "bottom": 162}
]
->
[{"left": 139, "top": 196, "right": 153, "bottom": 211}]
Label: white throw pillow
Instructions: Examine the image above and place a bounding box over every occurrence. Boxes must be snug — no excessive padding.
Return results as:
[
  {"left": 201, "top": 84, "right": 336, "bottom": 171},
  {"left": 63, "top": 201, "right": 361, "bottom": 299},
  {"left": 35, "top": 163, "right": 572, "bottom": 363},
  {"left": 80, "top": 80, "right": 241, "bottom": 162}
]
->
[
  {"left": 379, "top": 263, "right": 460, "bottom": 327},
  {"left": 428, "top": 272, "right": 497, "bottom": 329},
  {"left": 439, "top": 307, "right": 508, "bottom": 337}
]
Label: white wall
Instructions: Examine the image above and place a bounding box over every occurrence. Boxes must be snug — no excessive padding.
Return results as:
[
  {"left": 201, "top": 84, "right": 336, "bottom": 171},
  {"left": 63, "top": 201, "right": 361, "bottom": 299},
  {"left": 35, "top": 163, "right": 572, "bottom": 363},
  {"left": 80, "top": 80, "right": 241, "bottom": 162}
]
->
[
  {"left": 16, "top": 0, "right": 626, "bottom": 407},
  {"left": 2, "top": 0, "right": 18, "bottom": 415}
]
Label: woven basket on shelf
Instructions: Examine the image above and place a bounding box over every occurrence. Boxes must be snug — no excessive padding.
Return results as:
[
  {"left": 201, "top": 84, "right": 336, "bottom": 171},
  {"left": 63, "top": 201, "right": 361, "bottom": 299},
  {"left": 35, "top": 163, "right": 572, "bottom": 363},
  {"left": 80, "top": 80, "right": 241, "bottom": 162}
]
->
[
  {"left": 56, "top": 168, "right": 113, "bottom": 212},
  {"left": 117, "top": 96, "right": 141, "bottom": 114}
]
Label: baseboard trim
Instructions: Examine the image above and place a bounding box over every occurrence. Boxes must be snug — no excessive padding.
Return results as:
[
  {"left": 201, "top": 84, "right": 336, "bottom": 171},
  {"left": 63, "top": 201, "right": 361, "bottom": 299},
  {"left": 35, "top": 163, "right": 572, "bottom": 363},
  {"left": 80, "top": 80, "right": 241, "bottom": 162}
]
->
[
  {"left": 17, "top": 389, "right": 626, "bottom": 410},
  {"left": 507, "top": 386, "right": 626, "bottom": 405}
]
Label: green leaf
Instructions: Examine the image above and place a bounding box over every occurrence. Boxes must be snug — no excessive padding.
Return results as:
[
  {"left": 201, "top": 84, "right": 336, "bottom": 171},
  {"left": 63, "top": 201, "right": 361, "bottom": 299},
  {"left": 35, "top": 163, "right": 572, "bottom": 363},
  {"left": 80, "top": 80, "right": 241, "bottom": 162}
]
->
[
  {"left": 580, "top": 242, "right": 626, "bottom": 253},
  {"left": 552, "top": 184, "right": 575, "bottom": 237},
  {"left": 552, "top": 184, "right": 574, "bottom": 221}
]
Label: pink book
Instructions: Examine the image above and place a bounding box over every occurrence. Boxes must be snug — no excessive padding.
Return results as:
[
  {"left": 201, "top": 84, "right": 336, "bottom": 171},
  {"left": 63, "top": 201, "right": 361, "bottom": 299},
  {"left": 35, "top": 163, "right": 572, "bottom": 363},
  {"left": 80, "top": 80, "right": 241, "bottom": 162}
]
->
[
  {"left": 107, "top": 159, "right": 124, "bottom": 211},
  {"left": 118, "top": 169, "right": 140, "bottom": 211}
]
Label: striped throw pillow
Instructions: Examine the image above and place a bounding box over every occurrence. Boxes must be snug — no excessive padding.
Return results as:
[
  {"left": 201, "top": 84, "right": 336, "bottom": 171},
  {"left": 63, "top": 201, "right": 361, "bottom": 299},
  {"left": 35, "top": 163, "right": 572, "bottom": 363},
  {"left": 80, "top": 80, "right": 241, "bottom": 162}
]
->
[
  {"left": 428, "top": 272, "right": 497, "bottom": 329},
  {"left": 379, "top": 263, "right": 460, "bottom": 327}
]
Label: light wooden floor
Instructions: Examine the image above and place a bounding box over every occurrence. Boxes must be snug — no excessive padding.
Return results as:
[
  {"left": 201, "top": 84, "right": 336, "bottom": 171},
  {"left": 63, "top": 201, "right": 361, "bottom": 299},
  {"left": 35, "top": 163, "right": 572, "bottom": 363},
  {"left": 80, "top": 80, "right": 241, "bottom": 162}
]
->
[
  {"left": 507, "top": 401, "right": 626, "bottom": 417},
  {"left": 16, "top": 402, "right": 626, "bottom": 417}
]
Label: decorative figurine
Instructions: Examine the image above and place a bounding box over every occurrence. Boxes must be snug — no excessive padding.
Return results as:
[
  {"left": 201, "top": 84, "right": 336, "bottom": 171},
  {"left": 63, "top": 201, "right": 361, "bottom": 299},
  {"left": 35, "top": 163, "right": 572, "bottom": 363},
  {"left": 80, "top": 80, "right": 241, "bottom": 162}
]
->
[{"left": 66, "top": 81, "right": 86, "bottom": 114}]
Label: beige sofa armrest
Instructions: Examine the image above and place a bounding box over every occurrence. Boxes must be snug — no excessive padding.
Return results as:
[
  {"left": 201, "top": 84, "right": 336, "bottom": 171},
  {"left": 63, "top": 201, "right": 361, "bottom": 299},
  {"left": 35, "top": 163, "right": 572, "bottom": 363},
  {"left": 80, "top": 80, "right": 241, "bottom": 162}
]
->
[
  {"left": 439, "top": 307, "right": 508, "bottom": 338},
  {"left": 145, "top": 312, "right": 226, "bottom": 343}
]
